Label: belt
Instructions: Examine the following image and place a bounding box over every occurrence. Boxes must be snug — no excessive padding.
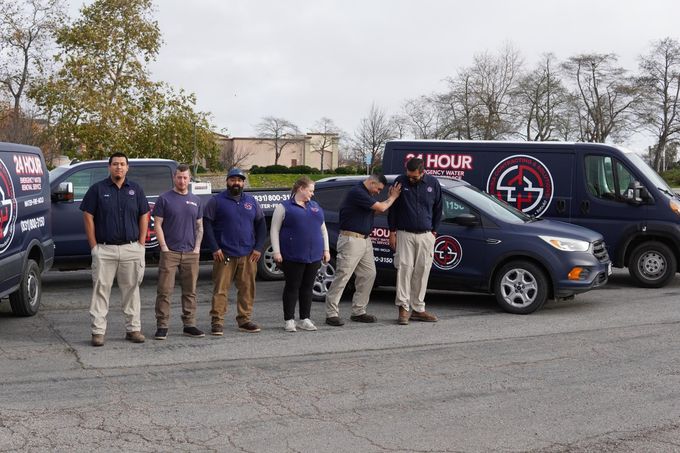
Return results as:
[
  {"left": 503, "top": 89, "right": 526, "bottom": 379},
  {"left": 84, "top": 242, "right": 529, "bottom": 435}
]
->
[
  {"left": 340, "top": 230, "right": 369, "bottom": 239},
  {"left": 404, "top": 230, "right": 430, "bottom": 234},
  {"left": 98, "top": 240, "right": 137, "bottom": 246}
]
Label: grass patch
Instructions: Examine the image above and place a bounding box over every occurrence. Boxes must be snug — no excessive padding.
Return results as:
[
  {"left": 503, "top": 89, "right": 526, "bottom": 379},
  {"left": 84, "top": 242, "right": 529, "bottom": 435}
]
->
[{"left": 247, "top": 173, "right": 329, "bottom": 188}]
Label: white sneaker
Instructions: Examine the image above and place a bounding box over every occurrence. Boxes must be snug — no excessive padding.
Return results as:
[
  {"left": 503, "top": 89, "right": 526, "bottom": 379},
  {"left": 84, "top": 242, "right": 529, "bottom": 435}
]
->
[
  {"left": 298, "top": 318, "right": 317, "bottom": 331},
  {"left": 284, "top": 319, "right": 297, "bottom": 332}
]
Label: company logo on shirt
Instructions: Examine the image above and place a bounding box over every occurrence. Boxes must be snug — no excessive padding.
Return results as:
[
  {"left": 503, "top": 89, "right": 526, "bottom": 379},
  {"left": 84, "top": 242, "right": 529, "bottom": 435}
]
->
[
  {"left": 433, "top": 235, "right": 463, "bottom": 270},
  {"left": 243, "top": 202, "right": 253, "bottom": 210},
  {"left": 0, "top": 160, "right": 17, "bottom": 254},
  {"left": 311, "top": 206, "right": 319, "bottom": 212},
  {"left": 128, "top": 189, "right": 135, "bottom": 196},
  {"left": 486, "top": 154, "right": 554, "bottom": 217},
  {"left": 186, "top": 200, "right": 198, "bottom": 207}
]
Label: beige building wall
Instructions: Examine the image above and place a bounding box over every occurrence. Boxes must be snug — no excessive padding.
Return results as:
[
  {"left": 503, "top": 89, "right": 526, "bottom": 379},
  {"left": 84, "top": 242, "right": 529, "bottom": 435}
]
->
[{"left": 216, "top": 133, "right": 339, "bottom": 171}]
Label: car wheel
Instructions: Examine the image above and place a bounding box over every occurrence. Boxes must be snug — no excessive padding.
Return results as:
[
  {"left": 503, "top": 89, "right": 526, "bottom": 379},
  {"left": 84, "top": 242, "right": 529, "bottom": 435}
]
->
[
  {"left": 628, "top": 241, "right": 676, "bottom": 288},
  {"left": 9, "top": 259, "right": 42, "bottom": 317},
  {"left": 493, "top": 260, "right": 548, "bottom": 314},
  {"left": 312, "top": 256, "right": 337, "bottom": 302},
  {"left": 257, "top": 239, "right": 284, "bottom": 281}
]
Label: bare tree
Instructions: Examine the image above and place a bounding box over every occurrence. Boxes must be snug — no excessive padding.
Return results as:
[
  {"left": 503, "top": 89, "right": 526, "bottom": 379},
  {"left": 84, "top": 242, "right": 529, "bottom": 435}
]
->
[
  {"left": 472, "top": 43, "right": 523, "bottom": 140},
  {"left": 562, "top": 53, "right": 644, "bottom": 143},
  {"left": 221, "top": 141, "right": 254, "bottom": 171},
  {"left": 255, "top": 116, "right": 300, "bottom": 165},
  {"left": 515, "top": 53, "right": 572, "bottom": 141},
  {"left": 638, "top": 37, "right": 680, "bottom": 171},
  {"left": 438, "top": 68, "right": 479, "bottom": 139},
  {"left": 388, "top": 113, "right": 410, "bottom": 139},
  {"left": 353, "top": 103, "right": 396, "bottom": 173},
  {"left": 436, "top": 44, "right": 523, "bottom": 140},
  {"left": 402, "top": 95, "right": 447, "bottom": 139},
  {"left": 310, "top": 117, "right": 340, "bottom": 173},
  {"left": 0, "top": 0, "right": 65, "bottom": 143}
]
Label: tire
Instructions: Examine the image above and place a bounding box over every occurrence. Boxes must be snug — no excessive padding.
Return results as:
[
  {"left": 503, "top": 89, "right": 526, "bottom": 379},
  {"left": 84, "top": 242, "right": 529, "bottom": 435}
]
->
[
  {"left": 493, "top": 260, "right": 548, "bottom": 314},
  {"left": 628, "top": 241, "right": 677, "bottom": 288},
  {"left": 312, "top": 256, "right": 337, "bottom": 302},
  {"left": 257, "top": 239, "right": 284, "bottom": 281},
  {"left": 9, "top": 259, "right": 42, "bottom": 317},
  {"left": 311, "top": 255, "right": 357, "bottom": 302}
]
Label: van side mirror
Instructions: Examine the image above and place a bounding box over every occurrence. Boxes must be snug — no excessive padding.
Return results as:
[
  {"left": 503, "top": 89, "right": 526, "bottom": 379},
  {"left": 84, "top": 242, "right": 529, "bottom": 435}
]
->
[
  {"left": 445, "top": 213, "right": 480, "bottom": 227},
  {"left": 52, "top": 182, "right": 74, "bottom": 203},
  {"left": 624, "top": 181, "right": 649, "bottom": 205}
]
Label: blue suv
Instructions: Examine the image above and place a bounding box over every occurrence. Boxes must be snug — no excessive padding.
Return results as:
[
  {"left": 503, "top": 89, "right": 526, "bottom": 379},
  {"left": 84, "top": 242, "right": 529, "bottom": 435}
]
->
[{"left": 313, "top": 175, "right": 611, "bottom": 314}]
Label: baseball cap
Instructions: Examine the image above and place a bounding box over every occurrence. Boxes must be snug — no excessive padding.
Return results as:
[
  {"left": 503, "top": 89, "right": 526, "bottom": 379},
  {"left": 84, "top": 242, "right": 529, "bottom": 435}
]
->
[{"left": 226, "top": 168, "right": 246, "bottom": 180}]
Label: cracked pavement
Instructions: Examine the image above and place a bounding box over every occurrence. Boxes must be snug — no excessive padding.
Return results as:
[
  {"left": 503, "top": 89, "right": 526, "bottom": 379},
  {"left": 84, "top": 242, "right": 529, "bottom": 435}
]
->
[{"left": 1, "top": 267, "right": 679, "bottom": 452}]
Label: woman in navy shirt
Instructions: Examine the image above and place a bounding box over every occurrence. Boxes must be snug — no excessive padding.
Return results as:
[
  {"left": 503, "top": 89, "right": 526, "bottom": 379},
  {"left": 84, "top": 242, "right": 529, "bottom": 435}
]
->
[{"left": 270, "top": 176, "right": 330, "bottom": 332}]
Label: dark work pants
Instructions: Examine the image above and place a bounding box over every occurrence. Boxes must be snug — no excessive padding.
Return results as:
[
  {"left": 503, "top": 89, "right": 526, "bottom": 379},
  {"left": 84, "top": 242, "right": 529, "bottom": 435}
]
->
[{"left": 281, "top": 260, "right": 321, "bottom": 321}]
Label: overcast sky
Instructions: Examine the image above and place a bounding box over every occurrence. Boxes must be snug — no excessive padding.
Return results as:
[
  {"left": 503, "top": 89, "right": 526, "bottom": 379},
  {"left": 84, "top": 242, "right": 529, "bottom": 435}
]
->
[{"left": 69, "top": 0, "right": 680, "bottom": 151}]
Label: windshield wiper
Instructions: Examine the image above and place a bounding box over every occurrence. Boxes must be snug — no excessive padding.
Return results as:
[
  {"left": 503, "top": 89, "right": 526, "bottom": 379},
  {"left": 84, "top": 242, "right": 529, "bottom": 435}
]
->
[{"left": 657, "top": 186, "right": 677, "bottom": 197}]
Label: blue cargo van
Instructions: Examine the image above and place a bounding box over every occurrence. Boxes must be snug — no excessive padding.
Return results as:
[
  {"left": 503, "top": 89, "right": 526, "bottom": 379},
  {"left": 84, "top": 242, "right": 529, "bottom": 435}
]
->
[
  {"left": 313, "top": 175, "right": 611, "bottom": 314},
  {"left": 382, "top": 140, "right": 680, "bottom": 288},
  {"left": 0, "top": 142, "right": 54, "bottom": 316}
]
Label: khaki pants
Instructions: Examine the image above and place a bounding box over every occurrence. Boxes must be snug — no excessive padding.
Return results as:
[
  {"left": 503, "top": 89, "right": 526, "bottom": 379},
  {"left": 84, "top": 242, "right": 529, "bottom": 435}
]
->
[
  {"left": 394, "top": 231, "right": 435, "bottom": 312},
  {"left": 325, "top": 235, "right": 376, "bottom": 318},
  {"left": 155, "top": 251, "right": 200, "bottom": 328},
  {"left": 90, "top": 242, "right": 146, "bottom": 335},
  {"left": 210, "top": 256, "right": 257, "bottom": 326}
]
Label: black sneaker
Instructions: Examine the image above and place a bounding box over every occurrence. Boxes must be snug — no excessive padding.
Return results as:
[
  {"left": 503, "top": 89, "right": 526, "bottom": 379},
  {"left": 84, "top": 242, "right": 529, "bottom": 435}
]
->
[
  {"left": 325, "top": 316, "right": 345, "bottom": 326},
  {"left": 154, "top": 328, "right": 168, "bottom": 340},
  {"left": 183, "top": 326, "right": 205, "bottom": 337}
]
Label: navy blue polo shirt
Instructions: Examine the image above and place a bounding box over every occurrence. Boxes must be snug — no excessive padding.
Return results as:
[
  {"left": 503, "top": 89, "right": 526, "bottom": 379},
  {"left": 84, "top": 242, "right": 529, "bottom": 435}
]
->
[
  {"left": 338, "top": 182, "right": 378, "bottom": 236},
  {"left": 387, "top": 173, "right": 442, "bottom": 233},
  {"left": 80, "top": 177, "right": 150, "bottom": 243}
]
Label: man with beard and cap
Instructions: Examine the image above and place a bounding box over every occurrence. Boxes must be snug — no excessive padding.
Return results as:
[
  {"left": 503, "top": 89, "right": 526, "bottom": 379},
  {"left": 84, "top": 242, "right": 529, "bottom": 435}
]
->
[
  {"left": 203, "top": 168, "right": 267, "bottom": 334},
  {"left": 81, "top": 152, "right": 150, "bottom": 346},
  {"left": 388, "top": 157, "right": 442, "bottom": 325}
]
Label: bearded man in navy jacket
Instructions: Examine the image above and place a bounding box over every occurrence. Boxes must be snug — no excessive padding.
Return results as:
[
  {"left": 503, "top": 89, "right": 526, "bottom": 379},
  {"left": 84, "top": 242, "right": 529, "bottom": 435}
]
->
[{"left": 203, "top": 168, "right": 267, "bottom": 334}]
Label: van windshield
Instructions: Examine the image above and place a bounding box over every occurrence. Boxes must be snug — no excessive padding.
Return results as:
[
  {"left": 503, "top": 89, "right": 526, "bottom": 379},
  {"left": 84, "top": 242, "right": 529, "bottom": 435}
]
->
[
  {"left": 625, "top": 152, "right": 674, "bottom": 195},
  {"left": 449, "top": 185, "right": 531, "bottom": 224}
]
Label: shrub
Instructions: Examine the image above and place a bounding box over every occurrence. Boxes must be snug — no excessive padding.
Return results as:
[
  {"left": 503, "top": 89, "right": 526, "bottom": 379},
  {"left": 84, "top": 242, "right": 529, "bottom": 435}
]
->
[
  {"left": 333, "top": 166, "right": 355, "bottom": 174},
  {"left": 661, "top": 167, "right": 680, "bottom": 187},
  {"left": 289, "top": 165, "right": 318, "bottom": 174},
  {"left": 251, "top": 164, "right": 289, "bottom": 174}
]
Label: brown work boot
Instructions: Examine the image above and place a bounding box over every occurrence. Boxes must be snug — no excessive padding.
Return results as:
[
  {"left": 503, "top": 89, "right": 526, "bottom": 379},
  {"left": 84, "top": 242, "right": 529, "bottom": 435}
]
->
[
  {"left": 125, "top": 331, "right": 145, "bottom": 343},
  {"left": 91, "top": 334, "right": 104, "bottom": 347},
  {"left": 211, "top": 325, "right": 224, "bottom": 336},
  {"left": 397, "top": 306, "right": 409, "bottom": 325},
  {"left": 410, "top": 310, "right": 438, "bottom": 322},
  {"left": 238, "top": 321, "right": 261, "bottom": 333}
]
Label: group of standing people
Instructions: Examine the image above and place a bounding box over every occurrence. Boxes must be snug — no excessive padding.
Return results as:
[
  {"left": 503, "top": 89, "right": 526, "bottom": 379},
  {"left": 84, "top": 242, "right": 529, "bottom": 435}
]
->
[{"left": 82, "top": 153, "right": 442, "bottom": 347}]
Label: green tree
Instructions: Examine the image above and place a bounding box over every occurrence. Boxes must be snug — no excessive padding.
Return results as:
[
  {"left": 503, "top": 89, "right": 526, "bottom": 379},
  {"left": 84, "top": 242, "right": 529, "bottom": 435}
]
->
[
  {"left": 132, "top": 85, "right": 219, "bottom": 169},
  {"left": 30, "top": 0, "right": 217, "bottom": 165}
]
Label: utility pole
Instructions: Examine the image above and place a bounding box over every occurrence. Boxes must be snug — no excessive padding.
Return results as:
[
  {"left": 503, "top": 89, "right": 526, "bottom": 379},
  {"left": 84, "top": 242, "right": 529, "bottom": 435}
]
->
[{"left": 192, "top": 121, "right": 198, "bottom": 177}]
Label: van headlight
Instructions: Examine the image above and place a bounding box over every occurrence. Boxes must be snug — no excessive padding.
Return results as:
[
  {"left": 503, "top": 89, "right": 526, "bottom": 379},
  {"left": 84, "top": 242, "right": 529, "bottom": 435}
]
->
[
  {"left": 670, "top": 199, "right": 680, "bottom": 216},
  {"left": 539, "top": 235, "right": 590, "bottom": 252}
]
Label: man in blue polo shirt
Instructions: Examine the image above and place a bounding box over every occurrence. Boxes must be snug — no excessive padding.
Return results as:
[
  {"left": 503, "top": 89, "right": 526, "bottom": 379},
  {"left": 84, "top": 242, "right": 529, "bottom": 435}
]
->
[
  {"left": 81, "top": 152, "right": 150, "bottom": 346},
  {"left": 203, "top": 168, "right": 267, "bottom": 334},
  {"left": 324, "top": 174, "right": 401, "bottom": 326},
  {"left": 388, "top": 157, "right": 442, "bottom": 325}
]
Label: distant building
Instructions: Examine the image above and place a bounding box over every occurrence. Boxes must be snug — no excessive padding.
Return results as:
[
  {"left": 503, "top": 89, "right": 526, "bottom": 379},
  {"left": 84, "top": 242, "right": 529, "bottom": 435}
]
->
[{"left": 216, "top": 132, "right": 339, "bottom": 171}]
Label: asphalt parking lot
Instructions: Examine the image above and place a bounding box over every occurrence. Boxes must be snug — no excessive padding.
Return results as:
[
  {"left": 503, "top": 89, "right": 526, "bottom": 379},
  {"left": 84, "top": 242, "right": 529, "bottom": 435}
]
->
[{"left": 1, "top": 266, "right": 679, "bottom": 452}]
